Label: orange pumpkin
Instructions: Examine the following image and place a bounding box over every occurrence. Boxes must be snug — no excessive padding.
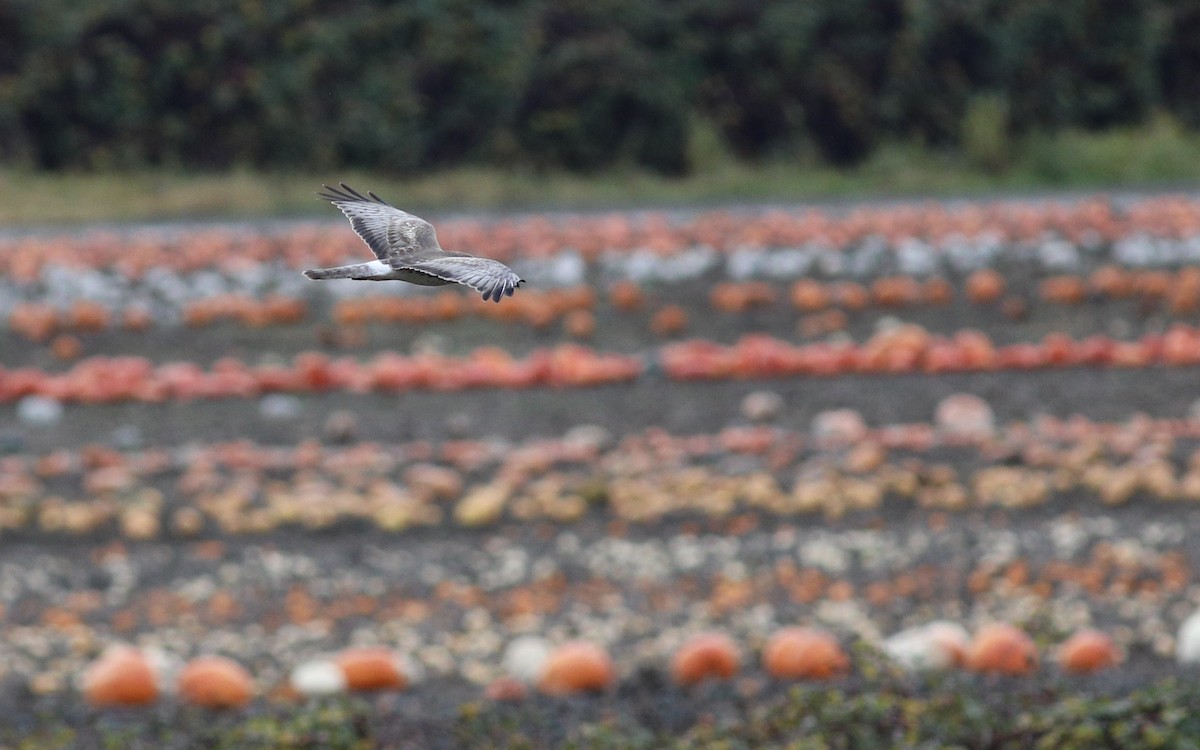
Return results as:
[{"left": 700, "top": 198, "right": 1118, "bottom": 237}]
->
[
  {"left": 50, "top": 334, "right": 83, "bottom": 362},
  {"left": 177, "top": 656, "right": 255, "bottom": 709},
  {"left": 830, "top": 282, "right": 869, "bottom": 311},
  {"left": 922, "top": 277, "right": 954, "bottom": 305},
  {"left": 1057, "top": 629, "right": 1120, "bottom": 674},
  {"left": 670, "top": 632, "right": 740, "bottom": 686},
  {"left": 1088, "top": 265, "right": 1133, "bottom": 298},
  {"left": 871, "top": 276, "right": 921, "bottom": 307},
  {"left": 1039, "top": 275, "right": 1087, "bottom": 305},
  {"left": 790, "top": 279, "right": 830, "bottom": 312},
  {"left": 608, "top": 281, "right": 646, "bottom": 312},
  {"left": 335, "top": 647, "right": 408, "bottom": 691},
  {"left": 564, "top": 310, "right": 596, "bottom": 340},
  {"left": 762, "top": 627, "right": 849, "bottom": 680},
  {"left": 82, "top": 645, "right": 158, "bottom": 707},
  {"left": 966, "top": 623, "right": 1038, "bottom": 675},
  {"left": 965, "top": 269, "right": 1005, "bottom": 304},
  {"left": 650, "top": 305, "right": 688, "bottom": 338},
  {"left": 537, "top": 642, "right": 615, "bottom": 695}
]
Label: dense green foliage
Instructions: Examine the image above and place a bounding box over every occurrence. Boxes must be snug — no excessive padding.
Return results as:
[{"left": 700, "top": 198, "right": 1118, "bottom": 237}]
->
[
  {"left": 458, "top": 677, "right": 1200, "bottom": 750},
  {"left": 10, "top": 678, "right": 1200, "bottom": 749},
  {"left": 1, "top": 0, "right": 1198, "bottom": 174}
]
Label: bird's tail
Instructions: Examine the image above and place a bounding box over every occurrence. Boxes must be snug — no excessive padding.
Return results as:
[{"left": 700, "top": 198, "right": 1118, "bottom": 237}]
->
[{"left": 303, "top": 262, "right": 378, "bottom": 280}]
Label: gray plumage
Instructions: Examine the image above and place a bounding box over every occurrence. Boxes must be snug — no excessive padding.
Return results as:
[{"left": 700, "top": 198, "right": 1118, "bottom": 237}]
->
[{"left": 304, "top": 183, "right": 524, "bottom": 303}]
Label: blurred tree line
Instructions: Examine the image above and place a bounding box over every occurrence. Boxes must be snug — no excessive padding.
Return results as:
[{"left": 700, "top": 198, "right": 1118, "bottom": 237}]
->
[{"left": 1, "top": 0, "right": 1198, "bottom": 175}]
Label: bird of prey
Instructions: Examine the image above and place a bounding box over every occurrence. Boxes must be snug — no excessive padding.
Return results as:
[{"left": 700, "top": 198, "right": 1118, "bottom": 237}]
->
[{"left": 304, "top": 183, "right": 524, "bottom": 302}]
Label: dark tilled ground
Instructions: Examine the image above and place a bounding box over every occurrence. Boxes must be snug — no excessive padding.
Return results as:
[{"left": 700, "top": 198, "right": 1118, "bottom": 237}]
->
[
  {"left": 5, "top": 366, "right": 1200, "bottom": 454},
  {"left": 5, "top": 273, "right": 1198, "bottom": 454},
  {"left": 7, "top": 496, "right": 1200, "bottom": 744},
  {"left": 5, "top": 273, "right": 1200, "bottom": 746},
  {"left": 0, "top": 289, "right": 1187, "bottom": 370}
]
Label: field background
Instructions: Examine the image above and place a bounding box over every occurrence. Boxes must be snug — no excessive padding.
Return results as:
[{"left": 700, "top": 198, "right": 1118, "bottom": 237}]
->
[{"left": 5, "top": 2, "right": 1200, "bottom": 748}]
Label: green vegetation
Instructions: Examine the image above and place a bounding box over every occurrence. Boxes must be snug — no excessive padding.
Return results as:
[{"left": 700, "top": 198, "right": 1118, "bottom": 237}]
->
[
  {"left": 9, "top": 678, "right": 1200, "bottom": 749},
  {"left": 4, "top": 1, "right": 1199, "bottom": 225},
  {"left": 3, "top": 1, "right": 1200, "bottom": 177},
  {"left": 678, "top": 681, "right": 1200, "bottom": 750},
  {"left": 2, "top": 116, "right": 1199, "bottom": 225},
  {"left": 7, "top": 700, "right": 374, "bottom": 750}
]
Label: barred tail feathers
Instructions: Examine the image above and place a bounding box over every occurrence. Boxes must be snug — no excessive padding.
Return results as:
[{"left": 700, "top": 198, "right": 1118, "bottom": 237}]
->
[{"left": 303, "top": 262, "right": 386, "bottom": 280}]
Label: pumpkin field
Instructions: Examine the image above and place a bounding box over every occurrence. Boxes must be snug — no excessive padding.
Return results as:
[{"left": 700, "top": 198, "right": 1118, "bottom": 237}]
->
[{"left": 5, "top": 194, "right": 1200, "bottom": 747}]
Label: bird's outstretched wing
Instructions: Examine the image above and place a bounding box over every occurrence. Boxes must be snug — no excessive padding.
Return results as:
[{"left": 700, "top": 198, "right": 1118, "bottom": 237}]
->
[
  {"left": 401, "top": 256, "right": 525, "bottom": 302},
  {"left": 318, "top": 183, "right": 439, "bottom": 260}
]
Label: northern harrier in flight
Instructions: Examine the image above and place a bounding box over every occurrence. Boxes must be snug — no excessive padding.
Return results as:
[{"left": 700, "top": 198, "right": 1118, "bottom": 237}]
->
[{"left": 304, "top": 183, "right": 524, "bottom": 302}]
